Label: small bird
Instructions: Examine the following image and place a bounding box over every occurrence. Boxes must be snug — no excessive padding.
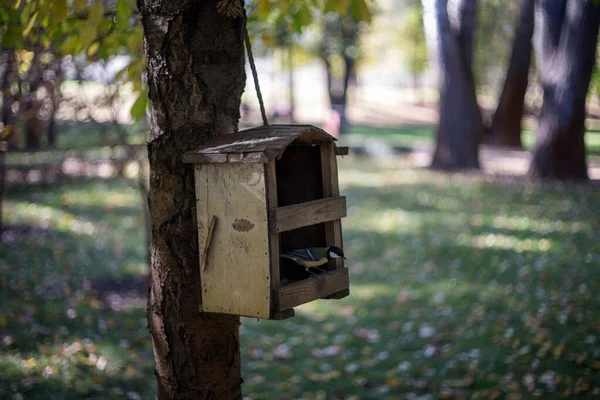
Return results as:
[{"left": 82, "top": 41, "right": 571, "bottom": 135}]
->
[{"left": 280, "top": 246, "right": 346, "bottom": 279}]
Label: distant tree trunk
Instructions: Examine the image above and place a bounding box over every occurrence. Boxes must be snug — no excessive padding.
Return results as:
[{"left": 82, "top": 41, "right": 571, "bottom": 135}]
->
[
  {"left": 1, "top": 50, "right": 18, "bottom": 148},
  {"left": 24, "top": 49, "right": 44, "bottom": 150},
  {"left": 429, "top": 0, "right": 482, "bottom": 170},
  {"left": 46, "top": 61, "right": 63, "bottom": 148},
  {"left": 287, "top": 42, "right": 295, "bottom": 122},
  {"left": 321, "top": 15, "right": 359, "bottom": 134},
  {"left": 138, "top": 0, "right": 244, "bottom": 398},
  {"left": 0, "top": 140, "right": 5, "bottom": 239},
  {"left": 488, "top": 0, "right": 534, "bottom": 148},
  {"left": 528, "top": 0, "right": 600, "bottom": 180}
]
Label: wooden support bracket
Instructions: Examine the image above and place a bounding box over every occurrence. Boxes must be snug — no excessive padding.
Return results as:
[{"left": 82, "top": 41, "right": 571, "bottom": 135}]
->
[{"left": 335, "top": 146, "right": 349, "bottom": 156}]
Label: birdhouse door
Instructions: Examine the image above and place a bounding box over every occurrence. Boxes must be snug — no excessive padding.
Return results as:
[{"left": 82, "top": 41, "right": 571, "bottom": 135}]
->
[{"left": 194, "top": 163, "right": 271, "bottom": 319}]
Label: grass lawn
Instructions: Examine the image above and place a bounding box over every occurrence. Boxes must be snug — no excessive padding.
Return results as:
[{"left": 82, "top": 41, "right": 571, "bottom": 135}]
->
[
  {"left": 344, "top": 125, "right": 600, "bottom": 158},
  {"left": 2, "top": 158, "right": 600, "bottom": 399}
]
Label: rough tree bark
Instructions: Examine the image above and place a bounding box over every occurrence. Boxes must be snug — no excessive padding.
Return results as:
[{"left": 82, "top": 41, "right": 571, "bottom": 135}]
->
[
  {"left": 429, "top": 0, "right": 482, "bottom": 170},
  {"left": 138, "top": 0, "right": 244, "bottom": 398},
  {"left": 528, "top": 0, "right": 600, "bottom": 180},
  {"left": 488, "top": 0, "right": 534, "bottom": 148}
]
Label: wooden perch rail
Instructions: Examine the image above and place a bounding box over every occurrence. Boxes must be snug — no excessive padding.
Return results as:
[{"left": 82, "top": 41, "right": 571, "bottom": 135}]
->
[
  {"left": 274, "top": 196, "right": 346, "bottom": 233},
  {"left": 272, "top": 268, "right": 349, "bottom": 311}
]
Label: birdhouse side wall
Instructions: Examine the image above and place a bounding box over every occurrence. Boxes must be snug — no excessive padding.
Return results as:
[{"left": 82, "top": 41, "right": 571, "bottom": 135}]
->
[{"left": 194, "top": 163, "right": 271, "bottom": 319}]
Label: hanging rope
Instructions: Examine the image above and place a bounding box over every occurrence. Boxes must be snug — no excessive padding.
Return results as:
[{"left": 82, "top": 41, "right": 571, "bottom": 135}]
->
[
  {"left": 217, "top": 0, "right": 269, "bottom": 126},
  {"left": 243, "top": 19, "right": 269, "bottom": 126}
]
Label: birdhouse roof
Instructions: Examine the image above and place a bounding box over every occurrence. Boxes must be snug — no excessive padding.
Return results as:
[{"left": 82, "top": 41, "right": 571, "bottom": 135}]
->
[{"left": 183, "top": 124, "right": 336, "bottom": 164}]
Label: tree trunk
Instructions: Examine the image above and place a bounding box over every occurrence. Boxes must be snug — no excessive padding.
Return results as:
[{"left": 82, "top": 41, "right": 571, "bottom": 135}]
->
[
  {"left": 0, "top": 140, "right": 5, "bottom": 239},
  {"left": 287, "top": 43, "right": 295, "bottom": 122},
  {"left": 24, "top": 96, "right": 43, "bottom": 149},
  {"left": 46, "top": 61, "right": 63, "bottom": 148},
  {"left": 321, "top": 15, "right": 358, "bottom": 134},
  {"left": 488, "top": 0, "right": 534, "bottom": 148},
  {"left": 528, "top": 0, "right": 600, "bottom": 180},
  {"left": 1, "top": 50, "right": 18, "bottom": 149},
  {"left": 138, "top": 0, "right": 244, "bottom": 398},
  {"left": 430, "top": 0, "right": 482, "bottom": 170},
  {"left": 24, "top": 49, "right": 44, "bottom": 150}
]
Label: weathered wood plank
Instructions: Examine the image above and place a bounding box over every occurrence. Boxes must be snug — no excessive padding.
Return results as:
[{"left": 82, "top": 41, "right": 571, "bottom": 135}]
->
[
  {"left": 330, "top": 144, "right": 344, "bottom": 269},
  {"left": 272, "top": 268, "right": 349, "bottom": 311},
  {"left": 323, "top": 288, "right": 350, "bottom": 300},
  {"left": 275, "top": 196, "right": 346, "bottom": 233},
  {"left": 270, "top": 309, "right": 295, "bottom": 320},
  {"left": 320, "top": 143, "right": 344, "bottom": 269},
  {"left": 183, "top": 152, "right": 270, "bottom": 164},
  {"left": 195, "top": 163, "right": 271, "bottom": 319},
  {"left": 183, "top": 125, "right": 336, "bottom": 164},
  {"left": 264, "top": 162, "right": 280, "bottom": 293}
]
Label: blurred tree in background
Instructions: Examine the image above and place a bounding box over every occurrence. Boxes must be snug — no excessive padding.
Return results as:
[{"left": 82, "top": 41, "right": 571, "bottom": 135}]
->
[
  {"left": 528, "top": 0, "right": 600, "bottom": 180},
  {"left": 0, "top": 0, "right": 146, "bottom": 150},
  {"left": 320, "top": 13, "right": 360, "bottom": 134},
  {"left": 4, "top": 0, "right": 600, "bottom": 398},
  {"left": 423, "top": 0, "right": 482, "bottom": 170},
  {"left": 487, "top": 0, "right": 534, "bottom": 148}
]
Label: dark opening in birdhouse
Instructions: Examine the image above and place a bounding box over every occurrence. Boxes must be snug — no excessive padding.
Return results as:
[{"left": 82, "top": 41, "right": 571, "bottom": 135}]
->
[{"left": 275, "top": 145, "right": 328, "bottom": 281}]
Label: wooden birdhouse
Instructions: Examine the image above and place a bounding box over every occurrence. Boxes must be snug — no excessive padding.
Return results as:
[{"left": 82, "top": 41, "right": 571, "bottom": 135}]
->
[{"left": 183, "top": 124, "right": 348, "bottom": 320}]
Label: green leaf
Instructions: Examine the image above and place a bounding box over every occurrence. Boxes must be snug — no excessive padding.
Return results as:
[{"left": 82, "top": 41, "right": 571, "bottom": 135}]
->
[
  {"left": 350, "top": 0, "right": 371, "bottom": 23},
  {"left": 79, "top": 22, "right": 98, "bottom": 46},
  {"left": 51, "top": 0, "right": 67, "bottom": 20},
  {"left": 116, "top": 0, "right": 131, "bottom": 29},
  {"left": 61, "top": 36, "right": 81, "bottom": 53},
  {"left": 325, "top": 0, "right": 348, "bottom": 15},
  {"left": 292, "top": 6, "right": 312, "bottom": 33},
  {"left": 126, "top": 28, "right": 143, "bottom": 52},
  {"left": 275, "top": 0, "right": 289, "bottom": 14},
  {"left": 74, "top": 0, "right": 87, "bottom": 11},
  {"left": 113, "top": 64, "right": 130, "bottom": 83},
  {"left": 88, "top": 0, "right": 104, "bottom": 26},
  {"left": 2, "top": 25, "right": 23, "bottom": 47},
  {"left": 87, "top": 41, "right": 100, "bottom": 57},
  {"left": 23, "top": 10, "right": 38, "bottom": 37},
  {"left": 130, "top": 89, "right": 148, "bottom": 121},
  {"left": 256, "top": 0, "right": 271, "bottom": 20}
]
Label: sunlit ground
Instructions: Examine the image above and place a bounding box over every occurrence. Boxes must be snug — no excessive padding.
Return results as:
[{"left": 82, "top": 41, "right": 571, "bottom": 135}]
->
[{"left": 2, "top": 156, "right": 600, "bottom": 399}]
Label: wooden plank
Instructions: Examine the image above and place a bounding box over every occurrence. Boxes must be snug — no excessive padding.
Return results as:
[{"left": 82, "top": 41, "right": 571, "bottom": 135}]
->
[
  {"left": 335, "top": 146, "right": 349, "bottom": 156},
  {"left": 270, "top": 309, "right": 295, "bottom": 320},
  {"left": 320, "top": 143, "right": 344, "bottom": 269},
  {"left": 275, "top": 196, "right": 346, "bottom": 233},
  {"left": 195, "top": 163, "right": 271, "bottom": 319},
  {"left": 272, "top": 268, "right": 349, "bottom": 311},
  {"left": 183, "top": 152, "right": 269, "bottom": 164},
  {"left": 183, "top": 125, "right": 336, "bottom": 164},
  {"left": 264, "top": 162, "right": 281, "bottom": 295},
  {"left": 323, "top": 288, "right": 350, "bottom": 300},
  {"left": 329, "top": 143, "right": 344, "bottom": 269}
]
